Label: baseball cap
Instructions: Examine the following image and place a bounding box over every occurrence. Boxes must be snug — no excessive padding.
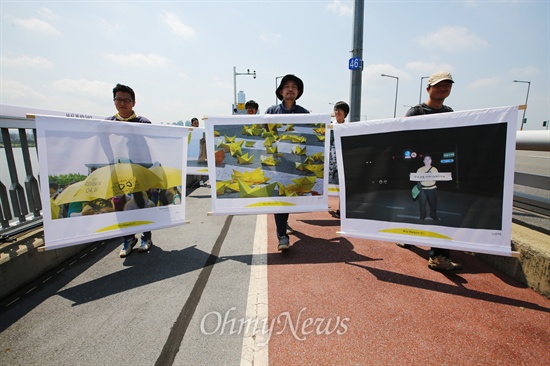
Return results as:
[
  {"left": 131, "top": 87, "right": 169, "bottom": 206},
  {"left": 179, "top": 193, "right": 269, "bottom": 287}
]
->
[{"left": 427, "top": 71, "right": 454, "bottom": 86}]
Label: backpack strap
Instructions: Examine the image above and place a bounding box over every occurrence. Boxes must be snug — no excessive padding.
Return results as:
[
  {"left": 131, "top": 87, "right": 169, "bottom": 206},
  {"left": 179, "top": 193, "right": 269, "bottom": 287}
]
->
[{"left": 410, "top": 104, "right": 425, "bottom": 116}]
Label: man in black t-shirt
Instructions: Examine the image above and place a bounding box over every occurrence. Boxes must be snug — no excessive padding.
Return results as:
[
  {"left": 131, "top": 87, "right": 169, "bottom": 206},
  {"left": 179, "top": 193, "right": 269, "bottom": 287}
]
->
[
  {"left": 107, "top": 83, "right": 153, "bottom": 258},
  {"left": 398, "top": 71, "right": 462, "bottom": 272},
  {"left": 265, "top": 74, "right": 309, "bottom": 251}
]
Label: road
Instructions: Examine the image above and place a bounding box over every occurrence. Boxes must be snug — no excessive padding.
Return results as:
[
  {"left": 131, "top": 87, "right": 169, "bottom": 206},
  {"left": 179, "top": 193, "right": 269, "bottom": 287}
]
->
[
  {"left": 1, "top": 185, "right": 548, "bottom": 365},
  {"left": 515, "top": 150, "right": 550, "bottom": 176}
]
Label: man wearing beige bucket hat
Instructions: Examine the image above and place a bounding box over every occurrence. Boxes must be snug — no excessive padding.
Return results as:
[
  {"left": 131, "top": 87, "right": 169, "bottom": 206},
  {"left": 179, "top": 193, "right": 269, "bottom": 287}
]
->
[{"left": 398, "top": 71, "right": 462, "bottom": 271}]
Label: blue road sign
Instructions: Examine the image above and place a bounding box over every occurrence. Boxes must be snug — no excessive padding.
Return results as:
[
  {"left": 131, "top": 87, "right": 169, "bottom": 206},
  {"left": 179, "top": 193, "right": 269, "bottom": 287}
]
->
[{"left": 349, "top": 57, "right": 361, "bottom": 70}]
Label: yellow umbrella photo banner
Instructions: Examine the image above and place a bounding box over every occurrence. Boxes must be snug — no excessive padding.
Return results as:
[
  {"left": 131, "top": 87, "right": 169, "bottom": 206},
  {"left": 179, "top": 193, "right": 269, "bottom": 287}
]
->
[{"left": 36, "top": 115, "right": 190, "bottom": 250}]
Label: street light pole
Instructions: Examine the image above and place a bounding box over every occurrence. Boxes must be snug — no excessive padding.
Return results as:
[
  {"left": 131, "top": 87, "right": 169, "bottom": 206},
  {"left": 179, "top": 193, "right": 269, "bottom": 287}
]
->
[
  {"left": 419, "top": 76, "right": 429, "bottom": 104},
  {"left": 233, "top": 66, "right": 256, "bottom": 113},
  {"left": 381, "top": 73, "right": 399, "bottom": 118},
  {"left": 275, "top": 75, "right": 285, "bottom": 105},
  {"left": 513, "top": 80, "right": 531, "bottom": 131}
]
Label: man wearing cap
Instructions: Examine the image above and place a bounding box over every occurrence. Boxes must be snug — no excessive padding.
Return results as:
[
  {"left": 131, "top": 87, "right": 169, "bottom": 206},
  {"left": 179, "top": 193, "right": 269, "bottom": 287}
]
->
[
  {"left": 399, "top": 71, "right": 462, "bottom": 271},
  {"left": 265, "top": 74, "right": 309, "bottom": 251},
  {"left": 405, "top": 71, "right": 454, "bottom": 116}
]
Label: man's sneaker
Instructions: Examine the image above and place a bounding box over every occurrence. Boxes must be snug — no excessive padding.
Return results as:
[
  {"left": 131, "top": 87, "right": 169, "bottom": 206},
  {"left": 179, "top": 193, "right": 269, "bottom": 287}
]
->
[
  {"left": 138, "top": 239, "right": 152, "bottom": 252},
  {"left": 396, "top": 243, "right": 411, "bottom": 249},
  {"left": 428, "top": 255, "right": 463, "bottom": 271},
  {"left": 286, "top": 224, "right": 294, "bottom": 235},
  {"left": 119, "top": 237, "right": 138, "bottom": 258},
  {"left": 278, "top": 236, "right": 290, "bottom": 251}
]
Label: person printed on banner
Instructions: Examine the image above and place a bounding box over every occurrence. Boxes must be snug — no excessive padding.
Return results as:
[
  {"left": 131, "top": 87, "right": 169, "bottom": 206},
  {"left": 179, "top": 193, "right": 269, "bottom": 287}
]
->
[
  {"left": 148, "top": 188, "right": 160, "bottom": 206},
  {"left": 49, "top": 182, "right": 61, "bottom": 219},
  {"left": 124, "top": 191, "right": 156, "bottom": 211},
  {"left": 82, "top": 198, "right": 115, "bottom": 215},
  {"left": 49, "top": 182, "right": 60, "bottom": 200},
  {"left": 112, "top": 194, "right": 131, "bottom": 212},
  {"left": 157, "top": 189, "right": 170, "bottom": 206},
  {"left": 165, "top": 187, "right": 181, "bottom": 205},
  {"left": 416, "top": 155, "right": 439, "bottom": 222}
]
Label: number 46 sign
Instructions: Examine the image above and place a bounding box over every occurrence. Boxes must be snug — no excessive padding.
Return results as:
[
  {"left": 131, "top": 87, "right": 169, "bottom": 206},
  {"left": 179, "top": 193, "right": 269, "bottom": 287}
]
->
[{"left": 348, "top": 57, "right": 362, "bottom": 70}]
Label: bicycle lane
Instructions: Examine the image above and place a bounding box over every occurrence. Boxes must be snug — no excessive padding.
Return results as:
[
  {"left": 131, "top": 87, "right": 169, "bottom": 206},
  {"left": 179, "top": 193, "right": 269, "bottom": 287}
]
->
[{"left": 266, "top": 197, "right": 550, "bottom": 365}]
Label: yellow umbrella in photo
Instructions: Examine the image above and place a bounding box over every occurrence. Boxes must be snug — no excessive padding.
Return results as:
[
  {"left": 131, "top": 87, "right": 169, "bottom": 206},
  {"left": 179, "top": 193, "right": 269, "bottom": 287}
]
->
[
  {"left": 77, "top": 163, "right": 163, "bottom": 200},
  {"left": 54, "top": 181, "right": 87, "bottom": 204},
  {"left": 149, "top": 166, "right": 183, "bottom": 189}
]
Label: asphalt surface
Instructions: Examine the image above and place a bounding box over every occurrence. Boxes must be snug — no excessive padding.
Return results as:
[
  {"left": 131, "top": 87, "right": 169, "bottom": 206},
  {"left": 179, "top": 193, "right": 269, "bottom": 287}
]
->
[{"left": 0, "top": 187, "right": 549, "bottom": 365}]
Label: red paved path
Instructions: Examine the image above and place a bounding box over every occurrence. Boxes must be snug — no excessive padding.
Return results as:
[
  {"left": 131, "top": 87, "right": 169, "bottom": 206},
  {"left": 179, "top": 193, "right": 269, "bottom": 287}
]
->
[{"left": 268, "top": 197, "right": 549, "bottom": 365}]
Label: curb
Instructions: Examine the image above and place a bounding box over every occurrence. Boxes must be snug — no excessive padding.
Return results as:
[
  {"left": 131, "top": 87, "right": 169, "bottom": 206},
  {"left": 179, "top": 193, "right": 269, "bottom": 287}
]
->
[{"left": 476, "top": 223, "right": 550, "bottom": 298}]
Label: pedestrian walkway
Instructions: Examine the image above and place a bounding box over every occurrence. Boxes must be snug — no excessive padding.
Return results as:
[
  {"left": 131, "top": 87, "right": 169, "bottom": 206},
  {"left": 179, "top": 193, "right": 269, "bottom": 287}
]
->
[
  {"left": 0, "top": 188, "right": 548, "bottom": 365},
  {"left": 267, "top": 203, "right": 549, "bottom": 365}
]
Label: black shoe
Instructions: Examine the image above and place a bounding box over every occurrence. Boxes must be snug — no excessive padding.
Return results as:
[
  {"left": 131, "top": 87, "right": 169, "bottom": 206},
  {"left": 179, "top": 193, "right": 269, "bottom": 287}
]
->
[
  {"left": 396, "top": 243, "right": 411, "bottom": 249},
  {"left": 278, "top": 236, "right": 290, "bottom": 251}
]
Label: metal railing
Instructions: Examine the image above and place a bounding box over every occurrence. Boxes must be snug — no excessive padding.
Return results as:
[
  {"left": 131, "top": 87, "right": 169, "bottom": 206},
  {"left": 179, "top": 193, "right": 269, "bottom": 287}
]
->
[
  {"left": 0, "top": 115, "right": 42, "bottom": 240},
  {"left": 1, "top": 114, "right": 549, "bottom": 240}
]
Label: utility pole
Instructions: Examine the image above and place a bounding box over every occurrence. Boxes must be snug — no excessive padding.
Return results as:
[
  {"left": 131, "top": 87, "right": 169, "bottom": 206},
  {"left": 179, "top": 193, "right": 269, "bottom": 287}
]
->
[{"left": 349, "top": 0, "right": 364, "bottom": 122}]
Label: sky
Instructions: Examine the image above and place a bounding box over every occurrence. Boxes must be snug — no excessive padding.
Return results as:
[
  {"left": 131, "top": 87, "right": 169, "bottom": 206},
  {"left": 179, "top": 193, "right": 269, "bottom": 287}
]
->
[{"left": 1, "top": 0, "right": 549, "bottom": 131}]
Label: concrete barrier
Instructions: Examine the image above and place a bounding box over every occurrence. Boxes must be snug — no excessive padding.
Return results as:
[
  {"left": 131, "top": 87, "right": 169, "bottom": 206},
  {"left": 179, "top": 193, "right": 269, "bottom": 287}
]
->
[
  {"left": 476, "top": 223, "right": 549, "bottom": 298},
  {"left": 0, "top": 229, "right": 95, "bottom": 300}
]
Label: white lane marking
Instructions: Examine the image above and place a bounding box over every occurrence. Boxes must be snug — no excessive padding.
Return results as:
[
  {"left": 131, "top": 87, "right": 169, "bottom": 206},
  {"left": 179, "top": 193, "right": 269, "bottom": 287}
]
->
[{"left": 240, "top": 214, "right": 269, "bottom": 366}]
